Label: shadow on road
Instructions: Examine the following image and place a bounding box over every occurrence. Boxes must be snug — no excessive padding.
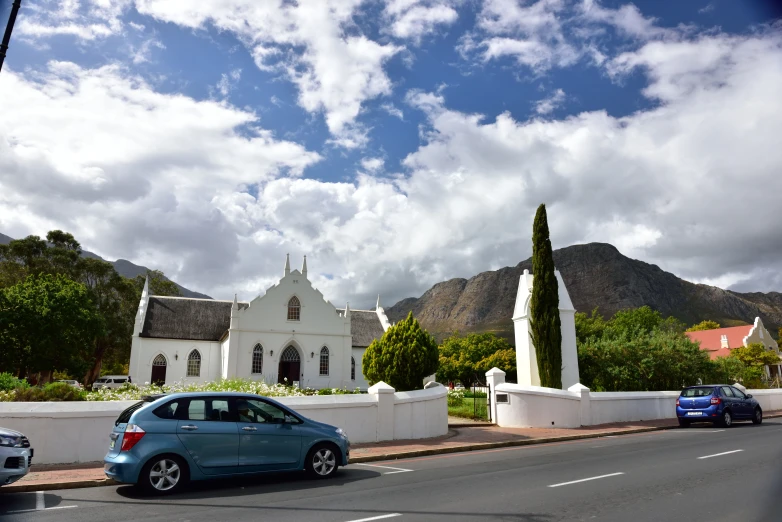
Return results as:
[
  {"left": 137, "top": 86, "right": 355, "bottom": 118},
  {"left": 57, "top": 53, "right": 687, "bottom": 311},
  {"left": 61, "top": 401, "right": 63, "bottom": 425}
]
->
[{"left": 0, "top": 492, "right": 66, "bottom": 515}]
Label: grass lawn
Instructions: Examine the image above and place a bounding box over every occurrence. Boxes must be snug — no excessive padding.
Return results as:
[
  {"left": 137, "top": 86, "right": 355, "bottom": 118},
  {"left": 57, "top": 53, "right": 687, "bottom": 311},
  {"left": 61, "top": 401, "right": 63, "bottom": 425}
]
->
[{"left": 448, "top": 397, "right": 489, "bottom": 420}]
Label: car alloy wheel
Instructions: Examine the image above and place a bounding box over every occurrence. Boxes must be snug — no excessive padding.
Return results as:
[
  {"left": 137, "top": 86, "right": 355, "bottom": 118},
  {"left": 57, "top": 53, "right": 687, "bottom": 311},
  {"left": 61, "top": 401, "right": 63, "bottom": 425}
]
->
[
  {"left": 148, "top": 458, "right": 181, "bottom": 491},
  {"left": 753, "top": 408, "right": 763, "bottom": 425},
  {"left": 722, "top": 411, "right": 732, "bottom": 427},
  {"left": 311, "top": 448, "right": 336, "bottom": 477}
]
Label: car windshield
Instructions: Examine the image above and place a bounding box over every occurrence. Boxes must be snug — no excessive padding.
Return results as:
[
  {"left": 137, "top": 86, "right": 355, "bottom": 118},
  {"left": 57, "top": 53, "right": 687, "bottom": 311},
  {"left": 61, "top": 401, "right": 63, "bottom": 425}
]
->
[{"left": 680, "top": 387, "right": 714, "bottom": 397}]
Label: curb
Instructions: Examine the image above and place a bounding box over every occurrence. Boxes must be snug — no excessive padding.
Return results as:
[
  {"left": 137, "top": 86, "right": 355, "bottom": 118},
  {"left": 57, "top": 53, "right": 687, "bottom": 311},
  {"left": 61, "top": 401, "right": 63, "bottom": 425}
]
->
[{"left": 5, "top": 413, "right": 781, "bottom": 493}]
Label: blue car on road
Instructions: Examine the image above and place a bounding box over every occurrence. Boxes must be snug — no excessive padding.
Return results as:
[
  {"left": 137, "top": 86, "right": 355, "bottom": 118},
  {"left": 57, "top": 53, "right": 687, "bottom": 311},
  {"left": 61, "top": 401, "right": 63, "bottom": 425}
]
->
[
  {"left": 104, "top": 392, "right": 350, "bottom": 494},
  {"left": 676, "top": 384, "right": 763, "bottom": 428}
]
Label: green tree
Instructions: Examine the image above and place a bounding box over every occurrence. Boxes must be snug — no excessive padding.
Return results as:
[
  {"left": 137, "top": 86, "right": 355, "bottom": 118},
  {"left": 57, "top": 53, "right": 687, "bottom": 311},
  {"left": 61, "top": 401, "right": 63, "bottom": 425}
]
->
[
  {"left": 529, "top": 203, "right": 562, "bottom": 389},
  {"left": 363, "top": 311, "right": 439, "bottom": 391},
  {"left": 437, "top": 332, "right": 515, "bottom": 388},
  {"left": 0, "top": 274, "right": 105, "bottom": 380},
  {"left": 575, "top": 308, "right": 607, "bottom": 345},
  {"left": 731, "top": 343, "right": 780, "bottom": 369},
  {"left": 686, "top": 320, "right": 722, "bottom": 332}
]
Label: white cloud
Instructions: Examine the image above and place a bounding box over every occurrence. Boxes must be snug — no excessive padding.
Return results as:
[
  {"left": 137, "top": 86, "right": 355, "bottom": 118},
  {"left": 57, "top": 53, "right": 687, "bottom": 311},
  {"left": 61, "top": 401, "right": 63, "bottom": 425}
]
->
[
  {"left": 360, "top": 157, "right": 385, "bottom": 173},
  {"left": 383, "top": 0, "right": 460, "bottom": 43},
  {"left": 213, "top": 68, "right": 242, "bottom": 98},
  {"left": 381, "top": 102, "right": 405, "bottom": 120},
  {"left": 130, "top": 37, "right": 165, "bottom": 64},
  {"left": 18, "top": 0, "right": 133, "bottom": 41},
  {"left": 579, "top": 0, "right": 676, "bottom": 40},
  {"left": 534, "top": 88, "right": 565, "bottom": 114}
]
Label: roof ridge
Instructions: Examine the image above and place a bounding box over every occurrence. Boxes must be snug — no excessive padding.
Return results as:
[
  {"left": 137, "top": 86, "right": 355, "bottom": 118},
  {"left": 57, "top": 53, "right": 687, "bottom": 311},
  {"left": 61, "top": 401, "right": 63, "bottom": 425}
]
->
[{"left": 150, "top": 295, "right": 250, "bottom": 304}]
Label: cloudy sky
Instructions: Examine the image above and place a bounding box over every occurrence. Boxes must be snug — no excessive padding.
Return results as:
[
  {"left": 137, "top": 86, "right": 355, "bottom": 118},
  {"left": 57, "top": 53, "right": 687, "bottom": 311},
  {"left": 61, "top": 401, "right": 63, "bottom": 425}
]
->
[{"left": 1, "top": 0, "right": 781, "bottom": 307}]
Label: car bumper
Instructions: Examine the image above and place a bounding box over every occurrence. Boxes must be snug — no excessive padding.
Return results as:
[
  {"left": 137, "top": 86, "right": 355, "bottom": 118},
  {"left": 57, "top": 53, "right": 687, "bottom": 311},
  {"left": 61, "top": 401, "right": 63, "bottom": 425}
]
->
[
  {"left": 104, "top": 452, "right": 143, "bottom": 484},
  {"left": 0, "top": 448, "right": 33, "bottom": 486},
  {"left": 676, "top": 405, "right": 720, "bottom": 420}
]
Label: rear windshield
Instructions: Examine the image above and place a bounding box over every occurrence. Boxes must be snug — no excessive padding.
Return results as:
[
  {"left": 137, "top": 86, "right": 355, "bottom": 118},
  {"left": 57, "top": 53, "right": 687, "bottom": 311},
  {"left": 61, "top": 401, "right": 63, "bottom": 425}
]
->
[
  {"left": 680, "top": 387, "right": 714, "bottom": 397},
  {"left": 115, "top": 401, "right": 145, "bottom": 426}
]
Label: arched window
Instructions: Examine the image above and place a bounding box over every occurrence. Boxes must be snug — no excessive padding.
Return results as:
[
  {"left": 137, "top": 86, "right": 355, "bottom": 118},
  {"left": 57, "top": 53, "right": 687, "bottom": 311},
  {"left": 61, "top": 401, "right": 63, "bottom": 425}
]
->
[
  {"left": 252, "top": 344, "right": 263, "bottom": 374},
  {"left": 152, "top": 354, "right": 167, "bottom": 367},
  {"left": 319, "top": 347, "right": 329, "bottom": 376},
  {"left": 287, "top": 296, "right": 300, "bottom": 321},
  {"left": 351, "top": 357, "right": 356, "bottom": 380},
  {"left": 187, "top": 349, "right": 201, "bottom": 377}
]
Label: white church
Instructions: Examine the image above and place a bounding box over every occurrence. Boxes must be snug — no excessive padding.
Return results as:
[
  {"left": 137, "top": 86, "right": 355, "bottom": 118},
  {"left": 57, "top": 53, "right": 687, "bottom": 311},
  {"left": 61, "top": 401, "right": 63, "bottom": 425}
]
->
[{"left": 128, "top": 255, "right": 392, "bottom": 390}]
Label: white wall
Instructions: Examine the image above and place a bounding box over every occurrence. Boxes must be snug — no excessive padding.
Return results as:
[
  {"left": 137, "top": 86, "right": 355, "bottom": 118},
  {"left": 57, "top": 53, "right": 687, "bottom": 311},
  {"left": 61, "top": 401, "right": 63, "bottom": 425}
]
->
[
  {"left": 131, "top": 338, "right": 222, "bottom": 386},
  {"left": 0, "top": 385, "right": 446, "bottom": 465},
  {"left": 494, "top": 381, "right": 782, "bottom": 428}
]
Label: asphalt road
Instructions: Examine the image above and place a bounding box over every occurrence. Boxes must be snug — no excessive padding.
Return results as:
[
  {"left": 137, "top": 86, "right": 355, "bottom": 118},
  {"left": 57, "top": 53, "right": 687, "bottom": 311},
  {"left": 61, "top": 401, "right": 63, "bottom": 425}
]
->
[{"left": 2, "top": 420, "right": 781, "bottom": 522}]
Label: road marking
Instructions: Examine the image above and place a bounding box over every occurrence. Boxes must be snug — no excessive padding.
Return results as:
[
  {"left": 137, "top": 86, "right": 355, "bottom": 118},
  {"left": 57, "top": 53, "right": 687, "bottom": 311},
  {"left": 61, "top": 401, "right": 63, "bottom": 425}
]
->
[
  {"left": 6, "top": 506, "right": 78, "bottom": 515},
  {"left": 355, "top": 463, "right": 413, "bottom": 474},
  {"left": 548, "top": 472, "right": 625, "bottom": 488},
  {"left": 697, "top": 449, "right": 743, "bottom": 460},
  {"left": 36, "top": 491, "right": 44, "bottom": 510},
  {"left": 344, "top": 514, "right": 402, "bottom": 522}
]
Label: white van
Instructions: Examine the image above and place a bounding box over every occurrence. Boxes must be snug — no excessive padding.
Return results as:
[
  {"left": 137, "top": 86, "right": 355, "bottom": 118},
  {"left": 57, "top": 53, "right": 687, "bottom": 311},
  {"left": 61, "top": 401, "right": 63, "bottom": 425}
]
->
[{"left": 91, "top": 375, "right": 132, "bottom": 390}]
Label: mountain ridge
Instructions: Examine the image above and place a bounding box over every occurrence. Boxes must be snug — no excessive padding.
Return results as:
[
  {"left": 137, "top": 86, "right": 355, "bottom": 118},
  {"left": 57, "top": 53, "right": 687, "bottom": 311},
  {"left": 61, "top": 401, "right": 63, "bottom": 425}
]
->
[
  {"left": 385, "top": 242, "right": 782, "bottom": 341},
  {"left": 0, "top": 232, "right": 210, "bottom": 299}
]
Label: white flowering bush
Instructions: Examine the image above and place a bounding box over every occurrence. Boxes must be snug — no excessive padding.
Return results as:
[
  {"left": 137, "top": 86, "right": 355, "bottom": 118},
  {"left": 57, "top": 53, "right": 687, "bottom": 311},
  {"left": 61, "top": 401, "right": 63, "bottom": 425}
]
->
[{"left": 447, "top": 388, "right": 465, "bottom": 407}]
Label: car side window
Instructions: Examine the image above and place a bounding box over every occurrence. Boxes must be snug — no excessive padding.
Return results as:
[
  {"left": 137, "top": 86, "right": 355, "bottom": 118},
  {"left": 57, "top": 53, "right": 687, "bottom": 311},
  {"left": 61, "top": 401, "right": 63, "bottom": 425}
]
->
[
  {"left": 731, "top": 387, "right": 746, "bottom": 399},
  {"left": 153, "top": 400, "right": 182, "bottom": 420},
  {"left": 186, "top": 398, "right": 231, "bottom": 421},
  {"left": 235, "top": 399, "right": 289, "bottom": 424},
  {"left": 721, "top": 386, "right": 734, "bottom": 398}
]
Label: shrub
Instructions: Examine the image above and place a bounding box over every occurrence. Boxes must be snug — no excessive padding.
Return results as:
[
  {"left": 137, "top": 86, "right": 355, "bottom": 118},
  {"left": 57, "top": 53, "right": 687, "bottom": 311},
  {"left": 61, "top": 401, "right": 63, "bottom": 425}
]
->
[
  {"left": 12, "top": 387, "right": 46, "bottom": 401},
  {"left": 0, "top": 372, "right": 29, "bottom": 392},
  {"left": 447, "top": 389, "right": 464, "bottom": 407},
  {"left": 43, "top": 382, "right": 86, "bottom": 401}
]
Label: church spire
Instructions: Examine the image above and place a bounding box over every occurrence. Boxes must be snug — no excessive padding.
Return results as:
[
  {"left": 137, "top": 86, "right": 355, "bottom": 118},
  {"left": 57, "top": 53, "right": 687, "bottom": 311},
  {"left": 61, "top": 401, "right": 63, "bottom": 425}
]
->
[
  {"left": 302, "top": 255, "right": 307, "bottom": 278},
  {"left": 284, "top": 253, "right": 290, "bottom": 277}
]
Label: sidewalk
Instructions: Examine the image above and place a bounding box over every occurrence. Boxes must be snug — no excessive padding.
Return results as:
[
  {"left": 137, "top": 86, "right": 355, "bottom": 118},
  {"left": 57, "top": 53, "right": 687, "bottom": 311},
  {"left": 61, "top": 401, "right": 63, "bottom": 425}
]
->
[{"left": 6, "top": 412, "right": 781, "bottom": 493}]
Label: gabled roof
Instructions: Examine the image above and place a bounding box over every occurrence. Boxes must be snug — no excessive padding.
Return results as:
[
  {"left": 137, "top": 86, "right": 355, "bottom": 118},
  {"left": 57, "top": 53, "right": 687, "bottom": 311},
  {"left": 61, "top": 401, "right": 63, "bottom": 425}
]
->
[
  {"left": 685, "top": 325, "right": 753, "bottom": 360},
  {"left": 336, "top": 309, "right": 386, "bottom": 348},
  {"left": 141, "top": 297, "right": 249, "bottom": 341}
]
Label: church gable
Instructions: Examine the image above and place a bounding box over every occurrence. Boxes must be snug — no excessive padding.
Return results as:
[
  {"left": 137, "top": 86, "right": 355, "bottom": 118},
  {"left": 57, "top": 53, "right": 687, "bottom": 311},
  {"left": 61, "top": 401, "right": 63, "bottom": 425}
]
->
[{"left": 141, "top": 296, "right": 249, "bottom": 341}]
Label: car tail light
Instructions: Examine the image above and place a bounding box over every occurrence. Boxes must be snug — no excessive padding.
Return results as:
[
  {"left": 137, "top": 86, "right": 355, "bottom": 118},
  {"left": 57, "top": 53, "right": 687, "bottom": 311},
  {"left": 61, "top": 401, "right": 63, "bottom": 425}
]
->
[
  {"left": 676, "top": 399, "right": 680, "bottom": 406},
  {"left": 710, "top": 397, "right": 722, "bottom": 405},
  {"left": 120, "top": 424, "right": 146, "bottom": 451}
]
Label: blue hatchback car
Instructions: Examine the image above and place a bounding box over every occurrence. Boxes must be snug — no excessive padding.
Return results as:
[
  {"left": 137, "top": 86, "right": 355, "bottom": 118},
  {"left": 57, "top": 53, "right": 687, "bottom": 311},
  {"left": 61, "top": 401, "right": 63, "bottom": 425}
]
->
[
  {"left": 103, "top": 392, "right": 350, "bottom": 494},
  {"left": 676, "top": 384, "right": 763, "bottom": 428}
]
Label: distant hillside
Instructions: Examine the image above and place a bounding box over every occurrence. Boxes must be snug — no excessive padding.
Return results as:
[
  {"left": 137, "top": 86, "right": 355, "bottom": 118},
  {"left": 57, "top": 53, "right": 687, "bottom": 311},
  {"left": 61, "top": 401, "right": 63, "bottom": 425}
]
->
[
  {"left": 386, "top": 243, "right": 782, "bottom": 342},
  {"left": 0, "top": 232, "right": 210, "bottom": 299}
]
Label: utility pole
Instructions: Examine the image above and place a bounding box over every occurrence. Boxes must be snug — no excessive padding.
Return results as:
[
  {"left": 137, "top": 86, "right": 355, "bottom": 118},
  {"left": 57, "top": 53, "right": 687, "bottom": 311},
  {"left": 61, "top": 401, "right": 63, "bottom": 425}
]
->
[{"left": 0, "top": 0, "right": 22, "bottom": 73}]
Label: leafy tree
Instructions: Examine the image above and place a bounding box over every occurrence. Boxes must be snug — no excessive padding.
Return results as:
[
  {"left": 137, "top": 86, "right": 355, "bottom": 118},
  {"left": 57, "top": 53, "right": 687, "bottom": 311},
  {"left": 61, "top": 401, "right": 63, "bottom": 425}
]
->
[
  {"left": 529, "top": 203, "right": 562, "bottom": 389},
  {"left": 731, "top": 343, "right": 780, "bottom": 369},
  {"left": 363, "top": 311, "right": 439, "bottom": 391},
  {"left": 686, "top": 320, "right": 721, "bottom": 332},
  {"left": 0, "top": 274, "right": 105, "bottom": 380},
  {"left": 437, "top": 332, "right": 515, "bottom": 388},
  {"left": 575, "top": 308, "right": 607, "bottom": 345}
]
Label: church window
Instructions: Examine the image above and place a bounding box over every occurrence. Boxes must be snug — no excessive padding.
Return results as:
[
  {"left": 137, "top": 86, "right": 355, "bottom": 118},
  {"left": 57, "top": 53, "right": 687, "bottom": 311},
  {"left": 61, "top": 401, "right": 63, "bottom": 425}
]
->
[
  {"left": 252, "top": 344, "right": 263, "bottom": 374},
  {"left": 287, "top": 296, "right": 300, "bottom": 321},
  {"left": 320, "top": 347, "right": 329, "bottom": 376},
  {"left": 187, "top": 349, "right": 201, "bottom": 377},
  {"left": 152, "top": 354, "right": 167, "bottom": 366},
  {"left": 351, "top": 357, "right": 355, "bottom": 380}
]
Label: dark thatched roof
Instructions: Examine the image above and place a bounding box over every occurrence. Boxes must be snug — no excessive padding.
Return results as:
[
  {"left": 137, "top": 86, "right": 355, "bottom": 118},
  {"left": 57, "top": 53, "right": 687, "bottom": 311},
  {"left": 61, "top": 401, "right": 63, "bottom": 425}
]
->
[
  {"left": 141, "top": 297, "right": 386, "bottom": 347},
  {"left": 141, "top": 297, "right": 249, "bottom": 341},
  {"left": 336, "top": 309, "right": 386, "bottom": 348}
]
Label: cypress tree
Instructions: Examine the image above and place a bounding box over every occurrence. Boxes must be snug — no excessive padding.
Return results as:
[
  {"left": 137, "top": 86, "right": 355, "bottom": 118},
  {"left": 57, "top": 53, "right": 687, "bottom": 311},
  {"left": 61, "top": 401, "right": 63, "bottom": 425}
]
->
[{"left": 530, "top": 204, "right": 562, "bottom": 388}]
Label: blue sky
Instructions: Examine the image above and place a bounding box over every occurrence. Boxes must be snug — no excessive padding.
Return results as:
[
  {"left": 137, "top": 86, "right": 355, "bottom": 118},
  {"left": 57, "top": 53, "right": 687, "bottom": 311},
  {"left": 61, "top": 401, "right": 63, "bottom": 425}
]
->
[{"left": 0, "top": 0, "right": 781, "bottom": 306}]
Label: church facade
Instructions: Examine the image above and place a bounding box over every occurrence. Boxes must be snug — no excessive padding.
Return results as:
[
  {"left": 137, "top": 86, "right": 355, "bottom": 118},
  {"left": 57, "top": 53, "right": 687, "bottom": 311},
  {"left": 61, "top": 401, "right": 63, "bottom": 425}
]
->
[{"left": 128, "top": 255, "right": 391, "bottom": 390}]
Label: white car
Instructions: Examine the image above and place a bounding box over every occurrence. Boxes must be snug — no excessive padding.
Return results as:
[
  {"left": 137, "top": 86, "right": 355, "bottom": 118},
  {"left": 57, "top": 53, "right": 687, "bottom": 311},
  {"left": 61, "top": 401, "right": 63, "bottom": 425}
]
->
[
  {"left": 56, "top": 379, "right": 83, "bottom": 389},
  {"left": 91, "top": 375, "right": 131, "bottom": 391},
  {"left": 0, "top": 427, "right": 33, "bottom": 486}
]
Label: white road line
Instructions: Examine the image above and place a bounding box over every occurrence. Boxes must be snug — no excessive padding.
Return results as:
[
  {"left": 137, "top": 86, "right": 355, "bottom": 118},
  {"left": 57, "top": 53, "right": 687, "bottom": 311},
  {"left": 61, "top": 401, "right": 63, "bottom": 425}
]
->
[
  {"left": 36, "top": 491, "right": 44, "bottom": 510},
  {"left": 344, "top": 514, "right": 402, "bottom": 522},
  {"left": 548, "top": 472, "right": 625, "bottom": 488},
  {"left": 5, "top": 506, "right": 77, "bottom": 515},
  {"left": 355, "top": 463, "right": 413, "bottom": 474},
  {"left": 697, "top": 449, "right": 743, "bottom": 460}
]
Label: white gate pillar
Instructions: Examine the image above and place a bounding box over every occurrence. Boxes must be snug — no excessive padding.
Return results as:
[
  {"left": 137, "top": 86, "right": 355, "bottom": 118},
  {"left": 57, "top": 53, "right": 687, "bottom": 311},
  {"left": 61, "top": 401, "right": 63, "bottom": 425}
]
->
[{"left": 485, "top": 367, "right": 506, "bottom": 424}]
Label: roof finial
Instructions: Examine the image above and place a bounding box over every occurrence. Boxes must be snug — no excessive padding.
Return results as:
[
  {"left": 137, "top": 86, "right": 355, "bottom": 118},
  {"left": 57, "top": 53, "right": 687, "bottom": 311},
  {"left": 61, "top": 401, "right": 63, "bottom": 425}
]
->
[
  {"left": 284, "top": 253, "right": 290, "bottom": 277},
  {"left": 302, "top": 255, "right": 308, "bottom": 277},
  {"left": 345, "top": 301, "right": 350, "bottom": 318},
  {"left": 233, "top": 293, "right": 238, "bottom": 309},
  {"left": 376, "top": 294, "right": 381, "bottom": 310},
  {"left": 141, "top": 274, "right": 150, "bottom": 297}
]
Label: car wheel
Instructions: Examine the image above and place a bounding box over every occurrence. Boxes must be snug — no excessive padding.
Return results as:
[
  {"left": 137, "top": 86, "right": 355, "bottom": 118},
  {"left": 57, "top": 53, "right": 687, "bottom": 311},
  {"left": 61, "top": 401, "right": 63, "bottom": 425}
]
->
[
  {"left": 139, "top": 455, "right": 187, "bottom": 495},
  {"left": 719, "top": 410, "right": 733, "bottom": 428},
  {"left": 306, "top": 443, "right": 339, "bottom": 479},
  {"left": 752, "top": 407, "right": 763, "bottom": 425},
  {"left": 678, "top": 418, "right": 690, "bottom": 428}
]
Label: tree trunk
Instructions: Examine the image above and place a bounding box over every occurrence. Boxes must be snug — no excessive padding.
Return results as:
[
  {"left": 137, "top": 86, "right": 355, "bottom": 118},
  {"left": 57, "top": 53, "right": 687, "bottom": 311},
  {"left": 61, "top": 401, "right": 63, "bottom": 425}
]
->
[{"left": 84, "top": 339, "right": 109, "bottom": 385}]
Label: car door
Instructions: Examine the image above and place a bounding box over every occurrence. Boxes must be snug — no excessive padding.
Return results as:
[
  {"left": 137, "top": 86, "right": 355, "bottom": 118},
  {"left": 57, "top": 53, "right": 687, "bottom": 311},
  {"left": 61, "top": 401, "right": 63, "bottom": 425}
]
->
[
  {"left": 730, "top": 387, "right": 750, "bottom": 418},
  {"left": 176, "top": 397, "right": 239, "bottom": 475},
  {"left": 720, "top": 386, "right": 738, "bottom": 416},
  {"left": 234, "top": 397, "right": 302, "bottom": 473}
]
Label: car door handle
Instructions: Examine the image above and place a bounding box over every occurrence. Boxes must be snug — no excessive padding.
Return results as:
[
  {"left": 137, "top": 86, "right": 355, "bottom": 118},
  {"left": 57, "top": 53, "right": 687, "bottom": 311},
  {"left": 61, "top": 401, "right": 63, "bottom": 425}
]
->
[
  {"left": 242, "top": 426, "right": 257, "bottom": 432},
  {"left": 180, "top": 425, "right": 199, "bottom": 431}
]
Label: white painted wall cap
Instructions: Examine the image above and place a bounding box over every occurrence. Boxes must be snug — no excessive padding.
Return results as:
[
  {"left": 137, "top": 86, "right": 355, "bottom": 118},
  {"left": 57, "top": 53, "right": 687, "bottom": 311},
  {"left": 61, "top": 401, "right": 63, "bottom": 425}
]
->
[
  {"left": 368, "top": 381, "right": 395, "bottom": 394},
  {"left": 485, "top": 367, "right": 506, "bottom": 376},
  {"left": 567, "top": 383, "right": 590, "bottom": 392}
]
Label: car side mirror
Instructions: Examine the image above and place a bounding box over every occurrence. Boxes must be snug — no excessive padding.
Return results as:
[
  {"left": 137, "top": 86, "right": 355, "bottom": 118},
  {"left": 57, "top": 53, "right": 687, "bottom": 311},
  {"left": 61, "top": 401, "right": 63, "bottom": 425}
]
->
[{"left": 746, "top": 394, "right": 753, "bottom": 399}]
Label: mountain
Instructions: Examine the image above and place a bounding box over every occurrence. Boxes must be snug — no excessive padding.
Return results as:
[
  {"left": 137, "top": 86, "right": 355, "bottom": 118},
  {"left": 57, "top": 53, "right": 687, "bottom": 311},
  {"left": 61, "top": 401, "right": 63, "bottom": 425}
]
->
[
  {"left": 385, "top": 243, "right": 782, "bottom": 342},
  {"left": 0, "top": 232, "right": 210, "bottom": 299}
]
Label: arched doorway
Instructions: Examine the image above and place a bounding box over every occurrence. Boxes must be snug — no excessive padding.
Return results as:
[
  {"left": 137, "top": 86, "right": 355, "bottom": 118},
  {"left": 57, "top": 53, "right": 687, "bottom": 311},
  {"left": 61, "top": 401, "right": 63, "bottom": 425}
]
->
[
  {"left": 151, "top": 354, "right": 167, "bottom": 385},
  {"left": 278, "top": 346, "right": 301, "bottom": 385}
]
